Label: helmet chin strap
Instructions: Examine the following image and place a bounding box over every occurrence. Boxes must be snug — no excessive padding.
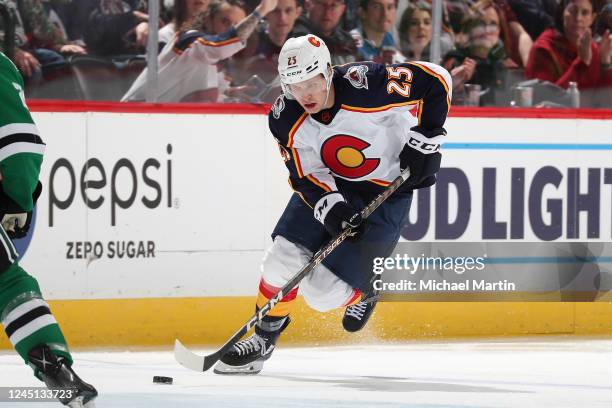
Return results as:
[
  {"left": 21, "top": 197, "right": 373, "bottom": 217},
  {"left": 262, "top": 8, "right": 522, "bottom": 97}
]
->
[
  {"left": 321, "top": 66, "right": 333, "bottom": 110},
  {"left": 322, "top": 88, "right": 331, "bottom": 110}
]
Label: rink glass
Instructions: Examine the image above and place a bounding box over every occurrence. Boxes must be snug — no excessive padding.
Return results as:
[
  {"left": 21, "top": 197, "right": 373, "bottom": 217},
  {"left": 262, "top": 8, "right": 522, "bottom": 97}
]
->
[{"left": 6, "top": 2, "right": 611, "bottom": 108}]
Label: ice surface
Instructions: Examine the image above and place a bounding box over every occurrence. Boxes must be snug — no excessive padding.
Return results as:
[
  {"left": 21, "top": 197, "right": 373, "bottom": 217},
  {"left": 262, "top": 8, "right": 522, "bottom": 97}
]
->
[{"left": 1, "top": 338, "right": 611, "bottom": 408}]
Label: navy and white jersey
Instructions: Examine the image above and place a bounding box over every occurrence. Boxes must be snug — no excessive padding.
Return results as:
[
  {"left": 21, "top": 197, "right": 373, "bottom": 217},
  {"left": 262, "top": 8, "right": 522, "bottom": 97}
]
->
[
  {"left": 268, "top": 61, "right": 452, "bottom": 208},
  {"left": 122, "top": 29, "right": 244, "bottom": 102}
]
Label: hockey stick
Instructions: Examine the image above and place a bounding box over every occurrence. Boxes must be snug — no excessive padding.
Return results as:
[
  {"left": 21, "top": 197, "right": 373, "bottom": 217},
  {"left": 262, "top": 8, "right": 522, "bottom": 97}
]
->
[{"left": 175, "top": 167, "right": 411, "bottom": 372}]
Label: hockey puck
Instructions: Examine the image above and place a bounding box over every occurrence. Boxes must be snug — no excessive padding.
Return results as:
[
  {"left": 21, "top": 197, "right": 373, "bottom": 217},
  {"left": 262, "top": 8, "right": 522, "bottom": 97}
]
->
[{"left": 153, "top": 376, "right": 173, "bottom": 384}]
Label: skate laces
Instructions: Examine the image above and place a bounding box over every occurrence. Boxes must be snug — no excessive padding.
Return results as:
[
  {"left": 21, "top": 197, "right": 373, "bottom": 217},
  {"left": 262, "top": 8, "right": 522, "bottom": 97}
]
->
[
  {"left": 345, "top": 301, "right": 368, "bottom": 320},
  {"left": 233, "top": 334, "right": 267, "bottom": 356}
]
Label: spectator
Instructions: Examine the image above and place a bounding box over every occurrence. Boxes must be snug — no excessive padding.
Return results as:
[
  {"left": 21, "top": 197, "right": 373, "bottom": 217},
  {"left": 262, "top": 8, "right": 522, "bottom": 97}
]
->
[
  {"left": 443, "top": 0, "right": 531, "bottom": 67},
  {"left": 205, "top": 0, "right": 247, "bottom": 33},
  {"left": 399, "top": 1, "right": 475, "bottom": 91},
  {"left": 10, "top": 48, "right": 42, "bottom": 79},
  {"left": 350, "top": 0, "right": 400, "bottom": 62},
  {"left": 492, "top": 0, "right": 532, "bottom": 67},
  {"left": 442, "top": 0, "right": 519, "bottom": 103},
  {"left": 228, "top": 0, "right": 302, "bottom": 85},
  {"left": 122, "top": 0, "right": 277, "bottom": 102},
  {"left": 1, "top": 0, "right": 78, "bottom": 83},
  {"left": 525, "top": 0, "right": 612, "bottom": 90},
  {"left": 159, "top": 0, "right": 210, "bottom": 50},
  {"left": 11, "top": 0, "right": 91, "bottom": 91},
  {"left": 0, "top": 0, "right": 37, "bottom": 78},
  {"left": 20, "top": 0, "right": 87, "bottom": 56},
  {"left": 257, "top": 0, "right": 301, "bottom": 52},
  {"left": 398, "top": 0, "right": 454, "bottom": 62},
  {"left": 292, "top": 0, "right": 359, "bottom": 64},
  {"left": 50, "top": 0, "right": 96, "bottom": 46},
  {"left": 84, "top": 0, "right": 150, "bottom": 56}
]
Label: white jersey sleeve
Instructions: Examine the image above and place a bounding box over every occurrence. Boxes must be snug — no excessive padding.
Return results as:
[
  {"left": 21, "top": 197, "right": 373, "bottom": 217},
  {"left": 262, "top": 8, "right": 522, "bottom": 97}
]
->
[{"left": 172, "top": 28, "right": 244, "bottom": 64}]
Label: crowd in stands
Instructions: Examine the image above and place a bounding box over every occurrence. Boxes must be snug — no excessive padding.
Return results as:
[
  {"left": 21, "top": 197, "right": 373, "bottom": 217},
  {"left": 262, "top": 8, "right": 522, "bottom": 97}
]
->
[{"left": 0, "top": 0, "right": 610, "bottom": 107}]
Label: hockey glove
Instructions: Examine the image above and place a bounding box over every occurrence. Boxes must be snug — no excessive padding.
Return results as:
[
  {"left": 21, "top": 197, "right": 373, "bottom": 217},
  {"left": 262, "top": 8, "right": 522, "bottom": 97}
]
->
[
  {"left": 1, "top": 212, "right": 31, "bottom": 239},
  {"left": 400, "top": 126, "right": 445, "bottom": 189},
  {"left": 0, "top": 182, "right": 42, "bottom": 239},
  {"left": 313, "top": 192, "right": 365, "bottom": 238}
]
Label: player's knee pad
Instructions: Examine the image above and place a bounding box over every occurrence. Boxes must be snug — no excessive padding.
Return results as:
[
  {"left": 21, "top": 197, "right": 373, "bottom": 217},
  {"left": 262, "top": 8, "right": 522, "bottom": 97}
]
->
[
  {"left": 261, "top": 236, "right": 312, "bottom": 288},
  {"left": 300, "top": 264, "right": 355, "bottom": 312}
]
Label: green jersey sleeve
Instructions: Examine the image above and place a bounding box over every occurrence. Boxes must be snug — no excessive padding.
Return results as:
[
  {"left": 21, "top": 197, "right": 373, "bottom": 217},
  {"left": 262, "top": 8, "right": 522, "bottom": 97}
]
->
[{"left": 0, "top": 51, "right": 45, "bottom": 212}]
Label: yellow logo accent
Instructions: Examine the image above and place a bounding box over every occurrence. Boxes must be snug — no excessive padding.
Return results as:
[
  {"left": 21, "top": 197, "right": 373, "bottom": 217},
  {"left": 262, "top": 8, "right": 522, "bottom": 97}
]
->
[{"left": 336, "top": 147, "right": 365, "bottom": 168}]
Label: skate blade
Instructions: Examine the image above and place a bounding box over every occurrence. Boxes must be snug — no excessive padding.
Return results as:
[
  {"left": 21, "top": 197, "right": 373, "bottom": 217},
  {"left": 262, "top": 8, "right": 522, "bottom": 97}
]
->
[
  {"left": 67, "top": 396, "right": 86, "bottom": 408},
  {"left": 67, "top": 395, "right": 97, "bottom": 408},
  {"left": 213, "top": 360, "right": 263, "bottom": 375}
]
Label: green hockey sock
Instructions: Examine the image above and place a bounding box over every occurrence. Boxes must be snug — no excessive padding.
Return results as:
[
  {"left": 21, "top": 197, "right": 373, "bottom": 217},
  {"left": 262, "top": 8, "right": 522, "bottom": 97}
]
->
[{"left": 0, "top": 264, "right": 72, "bottom": 366}]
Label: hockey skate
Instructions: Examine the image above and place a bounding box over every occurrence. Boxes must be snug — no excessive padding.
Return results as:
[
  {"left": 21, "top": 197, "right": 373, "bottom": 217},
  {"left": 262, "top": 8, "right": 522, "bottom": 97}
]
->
[
  {"left": 28, "top": 345, "right": 98, "bottom": 407},
  {"left": 214, "top": 317, "right": 289, "bottom": 375},
  {"left": 342, "top": 294, "right": 378, "bottom": 332}
]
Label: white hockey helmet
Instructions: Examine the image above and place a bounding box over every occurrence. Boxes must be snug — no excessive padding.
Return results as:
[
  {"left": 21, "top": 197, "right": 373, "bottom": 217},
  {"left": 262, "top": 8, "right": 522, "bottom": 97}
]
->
[{"left": 278, "top": 35, "right": 333, "bottom": 99}]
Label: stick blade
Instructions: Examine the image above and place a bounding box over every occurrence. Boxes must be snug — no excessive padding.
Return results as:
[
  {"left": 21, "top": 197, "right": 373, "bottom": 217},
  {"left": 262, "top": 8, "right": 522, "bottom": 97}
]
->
[
  {"left": 174, "top": 339, "right": 206, "bottom": 372},
  {"left": 174, "top": 339, "right": 223, "bottom": 373}
]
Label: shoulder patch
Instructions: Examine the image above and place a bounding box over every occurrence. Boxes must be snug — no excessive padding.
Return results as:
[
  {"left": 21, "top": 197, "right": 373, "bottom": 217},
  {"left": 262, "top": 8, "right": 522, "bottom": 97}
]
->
[
  {"left": 272, "top": 95, "right": 286, "bottom": 119},
  {"left": 268, "top": 95, "right": 306, "bottom": 146},
  {"left": 343, "top": 65, "right": 369, "bottom": 90}
]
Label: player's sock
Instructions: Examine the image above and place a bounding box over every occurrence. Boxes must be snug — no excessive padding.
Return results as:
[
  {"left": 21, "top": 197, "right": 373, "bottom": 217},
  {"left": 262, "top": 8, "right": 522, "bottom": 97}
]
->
[
  {"left": 344, "top": 288, "right": 362, "bottom": 306},
  {"left": 255, "top": 278, "right": 298, "bottom": 317},
  {"left": 342, "top": 293, "right": 378, "bottom": 333},
  {"left": 28, "top": 344, "right": 97, "bottom": 407},
  {"left": 0, "top": 264, "right": 72, "bottom": 365},
  {"left": 214, "top": 315, "right": 290, "bottom": 375}
]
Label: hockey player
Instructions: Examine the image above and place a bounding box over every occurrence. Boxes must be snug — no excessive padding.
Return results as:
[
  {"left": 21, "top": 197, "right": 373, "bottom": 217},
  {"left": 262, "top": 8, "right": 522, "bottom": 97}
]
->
[
  {"left": 214, "top": 34, "right": 450, "bottom": 375},
  {"left": 0, "top": 52, "right": 97, "bottom": 407}
]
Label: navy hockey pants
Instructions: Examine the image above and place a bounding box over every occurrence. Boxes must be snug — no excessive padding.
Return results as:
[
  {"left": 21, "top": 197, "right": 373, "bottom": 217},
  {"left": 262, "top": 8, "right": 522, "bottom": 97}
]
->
[{"left": 272, "top": 188, "right": 413, "bottom": 293}]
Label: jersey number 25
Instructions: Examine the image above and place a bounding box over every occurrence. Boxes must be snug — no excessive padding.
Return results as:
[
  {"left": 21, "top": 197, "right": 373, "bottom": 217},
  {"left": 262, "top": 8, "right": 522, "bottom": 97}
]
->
[{"left": 386, "top": 66, "right": 413, "bottom": 98}]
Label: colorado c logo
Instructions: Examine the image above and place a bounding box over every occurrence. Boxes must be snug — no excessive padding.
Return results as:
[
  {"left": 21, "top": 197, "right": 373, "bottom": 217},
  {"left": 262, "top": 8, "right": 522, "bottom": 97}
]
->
[
  {"left": 321, "top": 135, "right": 380, "bottom": 179},
  {"left": 308, "top": 36, "right": 321, "bottom": 47}
]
